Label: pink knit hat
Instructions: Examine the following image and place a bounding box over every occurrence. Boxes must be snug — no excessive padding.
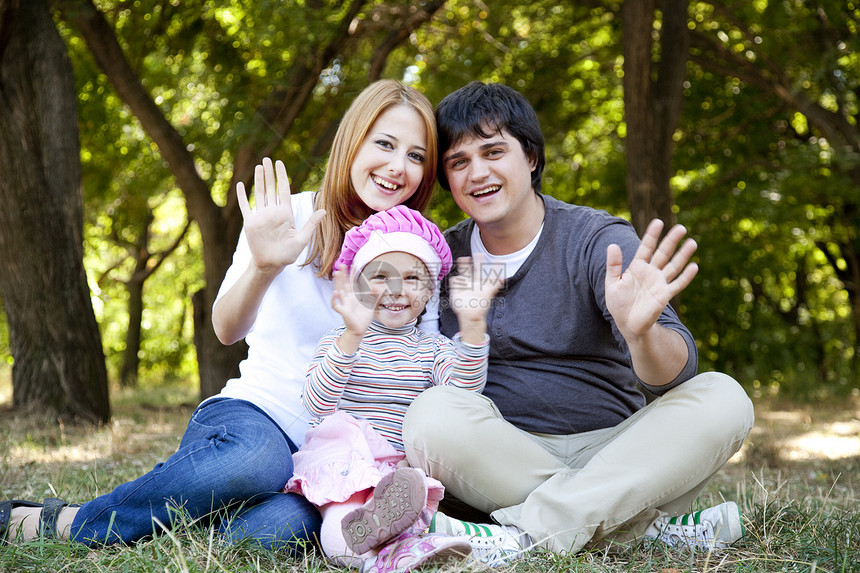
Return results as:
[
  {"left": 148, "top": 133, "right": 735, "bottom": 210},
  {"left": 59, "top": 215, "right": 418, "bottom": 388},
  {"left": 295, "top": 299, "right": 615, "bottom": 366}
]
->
[{"left": 336, "top": 205, "right": 453, "bottom": 288}]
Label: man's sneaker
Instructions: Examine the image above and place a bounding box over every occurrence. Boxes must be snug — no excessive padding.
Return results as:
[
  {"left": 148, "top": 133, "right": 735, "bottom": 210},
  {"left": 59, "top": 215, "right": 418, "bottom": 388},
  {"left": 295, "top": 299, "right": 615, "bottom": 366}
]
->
[
  {"left": 343, "top": 468, "right": 428, "bottom": 555},
  {"left": 360, "top": 533, "right": 471, "bottom": 573},
  {"left": 429, "top": 511, "right": 533, "bottom": 567},
  {"left": 644, "top": 501, "right": 745, "bottom": 551}
]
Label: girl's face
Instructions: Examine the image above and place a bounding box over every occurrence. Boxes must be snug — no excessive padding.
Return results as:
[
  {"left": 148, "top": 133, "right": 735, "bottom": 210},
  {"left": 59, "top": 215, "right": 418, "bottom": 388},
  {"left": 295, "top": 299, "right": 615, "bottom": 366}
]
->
[
  {"left": 356, "top": 251, "right": 433, "bottom": 328},
  {"left": 350, "top": 105, "right": 428, "bottom": 212}
]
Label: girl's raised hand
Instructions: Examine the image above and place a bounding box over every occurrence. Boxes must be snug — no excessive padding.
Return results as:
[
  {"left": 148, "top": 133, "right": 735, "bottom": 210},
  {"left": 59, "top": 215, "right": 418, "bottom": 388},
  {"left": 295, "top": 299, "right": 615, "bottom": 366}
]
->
[
  {"left": 331, "top": 266, "right": 377, "bottom": 338},
  {"left": 448, "top": 256, "right": 504, "bottom": 341}
]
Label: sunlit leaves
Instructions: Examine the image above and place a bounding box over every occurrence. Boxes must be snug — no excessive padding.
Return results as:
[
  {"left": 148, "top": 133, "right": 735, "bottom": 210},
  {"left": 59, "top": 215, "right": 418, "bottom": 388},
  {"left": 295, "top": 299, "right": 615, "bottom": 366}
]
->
[
  {"left": 681, "top": 0, "right": 860, "bottom": 396},
  {"left": 34, "top": 0, "right": 858, "bottom": 398}
]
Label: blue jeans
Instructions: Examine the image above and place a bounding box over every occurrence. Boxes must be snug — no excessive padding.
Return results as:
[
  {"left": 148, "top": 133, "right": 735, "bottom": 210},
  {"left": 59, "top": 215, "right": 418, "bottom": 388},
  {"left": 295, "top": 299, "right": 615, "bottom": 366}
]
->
[{"left": 70, "top": 398, "right": 321, "bottom": 552}]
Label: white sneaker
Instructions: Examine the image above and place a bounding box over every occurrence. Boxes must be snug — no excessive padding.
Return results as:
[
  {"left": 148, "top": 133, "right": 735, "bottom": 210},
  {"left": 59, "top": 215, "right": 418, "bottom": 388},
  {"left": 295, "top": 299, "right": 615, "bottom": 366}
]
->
[
  {"left": 645, "top": 501, "right": 745, "bottom": 551},
  {"left": 429, "top": 512, "right": 533, "bottom": 567}
]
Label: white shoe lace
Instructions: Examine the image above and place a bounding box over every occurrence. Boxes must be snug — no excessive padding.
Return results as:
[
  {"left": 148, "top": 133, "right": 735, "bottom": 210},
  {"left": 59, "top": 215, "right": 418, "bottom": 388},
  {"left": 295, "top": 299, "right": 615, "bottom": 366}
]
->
[
  {"left": 658, "top": 520, "right": 719, "bottom": 549},
  {"left": 649, "top": 502, "right": 743, "bottom": 551},
  {"left": 467, "top": 525, "right": 529, "bottom": 567}
]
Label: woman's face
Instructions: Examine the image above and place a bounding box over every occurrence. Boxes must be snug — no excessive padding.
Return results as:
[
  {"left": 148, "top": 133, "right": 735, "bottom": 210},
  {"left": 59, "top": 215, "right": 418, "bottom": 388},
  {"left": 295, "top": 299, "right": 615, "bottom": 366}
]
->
[{"left": 350, "top": 104, "right": 428, "bottom": 212}]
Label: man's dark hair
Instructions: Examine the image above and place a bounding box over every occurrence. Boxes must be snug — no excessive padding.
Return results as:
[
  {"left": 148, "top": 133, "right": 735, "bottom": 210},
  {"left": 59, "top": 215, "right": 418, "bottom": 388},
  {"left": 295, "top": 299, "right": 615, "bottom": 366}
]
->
[{"left": 435, "top": 82, "right": 546, "bottom": 194}]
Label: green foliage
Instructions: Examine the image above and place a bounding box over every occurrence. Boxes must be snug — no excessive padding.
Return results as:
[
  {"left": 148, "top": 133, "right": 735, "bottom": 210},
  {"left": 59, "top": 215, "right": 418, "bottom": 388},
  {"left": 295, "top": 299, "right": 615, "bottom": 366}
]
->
[
  {"left": 60, "top": 14, "right": 203, "bottom": 387},
  {"left": 4, "top": 0, "right": 853, "bottom": 398},
  {"left": 414, "top": 1, "right": 628, "bottom": 213},
  {"left": 678, "top": 0, "right": 860, "bottom": 398}
]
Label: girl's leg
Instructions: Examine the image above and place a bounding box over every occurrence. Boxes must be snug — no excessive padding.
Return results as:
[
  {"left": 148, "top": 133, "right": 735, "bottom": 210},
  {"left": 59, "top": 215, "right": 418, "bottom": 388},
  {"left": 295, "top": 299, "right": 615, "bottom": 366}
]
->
[
  {"left": 68, "top": 399, "right": 306, "bottom": 545},
  {"left": 320, "top": 493, "right": 470, "bottom": 571},
  {"left": 318, "top": 493, "right": 370, "bottom": 568},
  {"left": 341, "top": 467, "right": 428, "bottom": 555}
]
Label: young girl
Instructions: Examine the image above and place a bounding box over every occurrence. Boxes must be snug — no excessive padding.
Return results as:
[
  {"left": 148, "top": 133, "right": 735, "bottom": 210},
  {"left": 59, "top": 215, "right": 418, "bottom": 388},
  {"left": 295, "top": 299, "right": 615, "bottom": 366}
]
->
[
  {"left": 2, "top": 80, "right": 438, "bottom": 549},
  {"left": 285, "top": 205, "right": 503, "bottom": 572}
]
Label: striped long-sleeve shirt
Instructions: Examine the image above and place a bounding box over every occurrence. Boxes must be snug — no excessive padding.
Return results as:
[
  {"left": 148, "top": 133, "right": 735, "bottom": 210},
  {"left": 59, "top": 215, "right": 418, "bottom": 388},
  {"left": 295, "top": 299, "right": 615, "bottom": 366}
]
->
[{"left": 303, "top": 320, "right": 489, "bottom": 452}]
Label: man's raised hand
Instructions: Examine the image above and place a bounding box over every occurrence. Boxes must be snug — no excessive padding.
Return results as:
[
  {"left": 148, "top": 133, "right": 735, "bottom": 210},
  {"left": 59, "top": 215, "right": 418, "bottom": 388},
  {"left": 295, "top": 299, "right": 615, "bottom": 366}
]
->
[{"left": 604, "top": 219, "right": 698, "bottom": 340}]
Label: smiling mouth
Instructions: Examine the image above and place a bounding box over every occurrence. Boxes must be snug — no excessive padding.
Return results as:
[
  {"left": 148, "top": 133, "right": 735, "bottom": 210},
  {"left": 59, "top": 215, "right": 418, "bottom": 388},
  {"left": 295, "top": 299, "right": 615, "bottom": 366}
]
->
[
  {"left": 380, "top": 303, "right": 408, "bottom": 312},
  {"left": 372, "top": 174, "right": 402, "bottom": 192},
  {"left": 471, "top": 185, "right": 500, "bottom": 198}
]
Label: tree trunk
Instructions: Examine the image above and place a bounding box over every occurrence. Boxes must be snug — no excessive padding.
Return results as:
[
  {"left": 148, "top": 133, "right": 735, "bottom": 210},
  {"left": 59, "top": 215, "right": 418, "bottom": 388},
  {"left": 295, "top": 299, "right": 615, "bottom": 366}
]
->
[
  {"left": 0, "top": 0, "right": 109, "bottom": 424},
  {"left": 57, "top": 0, "right": 247, "bottom": 399},
  {"left": 120, "top": 276, "right": 143, "bottom": 388},
  {"left": 118, "top": 212, "right": 192, "bottom": 388},
  {"left": 193, "top": 288, "right": 246, "bottom": 399},
  {"left": 622, "top": 0, "right": 689, "bottom": 235},
  {"left": 56, "top": 0, "right": 445, "bottom": 400}
]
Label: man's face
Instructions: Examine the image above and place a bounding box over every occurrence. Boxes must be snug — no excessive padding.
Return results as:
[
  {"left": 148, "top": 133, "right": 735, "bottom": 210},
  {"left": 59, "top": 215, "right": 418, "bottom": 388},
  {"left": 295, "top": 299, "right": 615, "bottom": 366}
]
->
[{"left": 441, "top": 128, "right": 536, "bottom": 228}]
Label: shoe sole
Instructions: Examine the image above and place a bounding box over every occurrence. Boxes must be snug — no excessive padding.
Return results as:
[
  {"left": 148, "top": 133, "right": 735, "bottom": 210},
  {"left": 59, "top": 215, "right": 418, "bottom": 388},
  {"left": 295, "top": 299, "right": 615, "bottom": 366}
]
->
[
  {"left": 368, "top": 534, "right": 472, "bottom": 573},
  {"left": 343, "top": 468, "right": 427, "bottom": 555},
  {"left": 395, "top": 537, "right": 472, "bottom": 572}
]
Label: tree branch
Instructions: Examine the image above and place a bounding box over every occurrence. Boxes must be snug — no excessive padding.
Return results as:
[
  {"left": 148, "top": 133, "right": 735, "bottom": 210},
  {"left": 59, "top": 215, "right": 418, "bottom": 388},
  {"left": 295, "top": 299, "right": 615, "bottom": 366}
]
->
[
  {"left": 52, "top": 0, "right": 220, "bottom": 239},
  {"left": 146, "top": 218, "right": 192, "bottom": 279},
  {"left": 368, "top": 0, "right": 447, "bottom": 81},
  {"left": 229, "top": 0, "right": 370, "bottom": 203},
  {"left": 690, "top": 5, "right": 860, "bottom": 151}
]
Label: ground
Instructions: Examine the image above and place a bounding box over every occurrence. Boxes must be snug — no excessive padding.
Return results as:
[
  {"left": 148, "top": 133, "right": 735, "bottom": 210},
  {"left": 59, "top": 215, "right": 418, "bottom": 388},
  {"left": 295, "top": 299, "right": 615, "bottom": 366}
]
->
[{"left": 1, "top": 377, "right": 859, "bottom": 572}]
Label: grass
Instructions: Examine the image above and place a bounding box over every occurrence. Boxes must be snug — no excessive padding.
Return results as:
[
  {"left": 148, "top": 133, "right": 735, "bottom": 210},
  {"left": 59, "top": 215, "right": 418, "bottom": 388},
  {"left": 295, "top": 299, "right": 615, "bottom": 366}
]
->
[{"left": 1, "top": 385, "right": 859, "bottom": 572}]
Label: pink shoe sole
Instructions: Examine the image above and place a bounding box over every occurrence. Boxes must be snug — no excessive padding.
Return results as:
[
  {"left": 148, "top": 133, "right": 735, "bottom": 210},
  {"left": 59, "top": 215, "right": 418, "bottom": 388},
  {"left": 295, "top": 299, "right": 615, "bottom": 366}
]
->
[
  {"left": 361, "top": 533, "right": 472, "bottom": 573},
  {"left": 342, "top": 468, "right": 427, "bottom": 554}
]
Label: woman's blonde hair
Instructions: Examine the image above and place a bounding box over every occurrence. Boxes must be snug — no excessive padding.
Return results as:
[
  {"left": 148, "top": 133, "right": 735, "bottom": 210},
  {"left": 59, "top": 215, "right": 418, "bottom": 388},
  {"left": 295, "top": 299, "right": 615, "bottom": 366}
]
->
[{"left": 304, "top": 80, "right": 437, "bottom": 278}]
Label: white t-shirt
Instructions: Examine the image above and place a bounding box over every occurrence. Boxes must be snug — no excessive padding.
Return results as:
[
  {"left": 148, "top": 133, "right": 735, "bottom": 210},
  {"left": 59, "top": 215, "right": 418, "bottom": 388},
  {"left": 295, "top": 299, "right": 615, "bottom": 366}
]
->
[
  {"left": 211, "top": 191, "right": 439, "bottom": 446},
  {"left": 470, "top": 223, "right": 544, "bottom": 279}
]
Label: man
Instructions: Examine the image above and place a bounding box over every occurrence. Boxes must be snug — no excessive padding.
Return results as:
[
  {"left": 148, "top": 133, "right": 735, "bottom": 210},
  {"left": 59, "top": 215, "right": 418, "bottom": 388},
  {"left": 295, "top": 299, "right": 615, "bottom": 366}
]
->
[{"left": 402, "top": 82, "right": 754, "bottom": 564}]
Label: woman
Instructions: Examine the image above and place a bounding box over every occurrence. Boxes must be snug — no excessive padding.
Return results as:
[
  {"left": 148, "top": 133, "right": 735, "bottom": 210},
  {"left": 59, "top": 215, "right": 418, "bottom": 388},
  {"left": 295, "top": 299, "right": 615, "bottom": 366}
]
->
[{"left": 2, "top": 80, "right": 437, "bottom": 551}]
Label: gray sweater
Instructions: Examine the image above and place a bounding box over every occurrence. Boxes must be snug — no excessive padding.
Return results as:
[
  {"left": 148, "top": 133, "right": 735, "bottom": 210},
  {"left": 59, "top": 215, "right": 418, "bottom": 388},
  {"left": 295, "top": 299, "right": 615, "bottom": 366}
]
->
[{"left": 439, "top": 194, "right": 698, "bottom": 434}]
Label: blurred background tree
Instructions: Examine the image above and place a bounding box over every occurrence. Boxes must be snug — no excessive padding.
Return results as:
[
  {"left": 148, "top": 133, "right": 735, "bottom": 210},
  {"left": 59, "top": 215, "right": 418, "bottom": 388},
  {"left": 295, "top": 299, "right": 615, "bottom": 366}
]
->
[
  {"left": 0, "top": 0, "right": 110, "bottom": 424},
  {"left": 679, "top": 0, "right": 860, "bottom": 398},
  {"left": 1, "top": 0, "right": 857, "bottom": 424}
]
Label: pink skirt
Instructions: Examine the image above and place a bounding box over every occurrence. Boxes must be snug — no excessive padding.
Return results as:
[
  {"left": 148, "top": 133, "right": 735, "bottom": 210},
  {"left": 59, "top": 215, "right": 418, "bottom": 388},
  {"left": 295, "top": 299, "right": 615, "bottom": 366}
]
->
[{"left": 284, "top": 411, "right": 443, "bottom": 524}]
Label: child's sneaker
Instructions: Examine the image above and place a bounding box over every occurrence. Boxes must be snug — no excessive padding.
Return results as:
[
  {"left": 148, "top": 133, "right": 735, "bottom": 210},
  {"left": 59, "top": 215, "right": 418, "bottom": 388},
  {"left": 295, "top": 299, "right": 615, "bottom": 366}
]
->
[
  {"left": 343, "top": 468, "right": 427, "bottom": 555},
  {"left": 360, "top": 533, "right": 471, "bottom": 573},
  {"left": 644, "top": 501, "right": 745, "bottom": 551},
  {"left": 429, "top": 511, "right": 533, "bottom": 567}
]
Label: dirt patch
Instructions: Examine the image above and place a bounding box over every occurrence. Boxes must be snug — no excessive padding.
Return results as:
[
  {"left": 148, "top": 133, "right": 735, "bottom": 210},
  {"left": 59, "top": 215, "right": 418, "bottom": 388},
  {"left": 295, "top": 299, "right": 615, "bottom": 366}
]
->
[{"left": 738, "top": 398, "right": 860, "bottom": 468}]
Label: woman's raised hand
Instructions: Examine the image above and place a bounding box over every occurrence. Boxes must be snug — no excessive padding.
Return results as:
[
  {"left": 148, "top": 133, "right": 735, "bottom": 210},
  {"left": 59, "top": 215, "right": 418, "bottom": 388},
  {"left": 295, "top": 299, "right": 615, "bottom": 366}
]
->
[{"left": 237, "top": 157, "right": 326, "bottom": 275}]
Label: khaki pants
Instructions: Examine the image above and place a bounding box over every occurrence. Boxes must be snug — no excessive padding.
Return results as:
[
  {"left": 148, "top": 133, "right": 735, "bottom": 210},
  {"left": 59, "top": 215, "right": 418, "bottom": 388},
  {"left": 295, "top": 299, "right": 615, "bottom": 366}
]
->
[{"left": 402, "top": 372, "right": 754, "bottom": 553}]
